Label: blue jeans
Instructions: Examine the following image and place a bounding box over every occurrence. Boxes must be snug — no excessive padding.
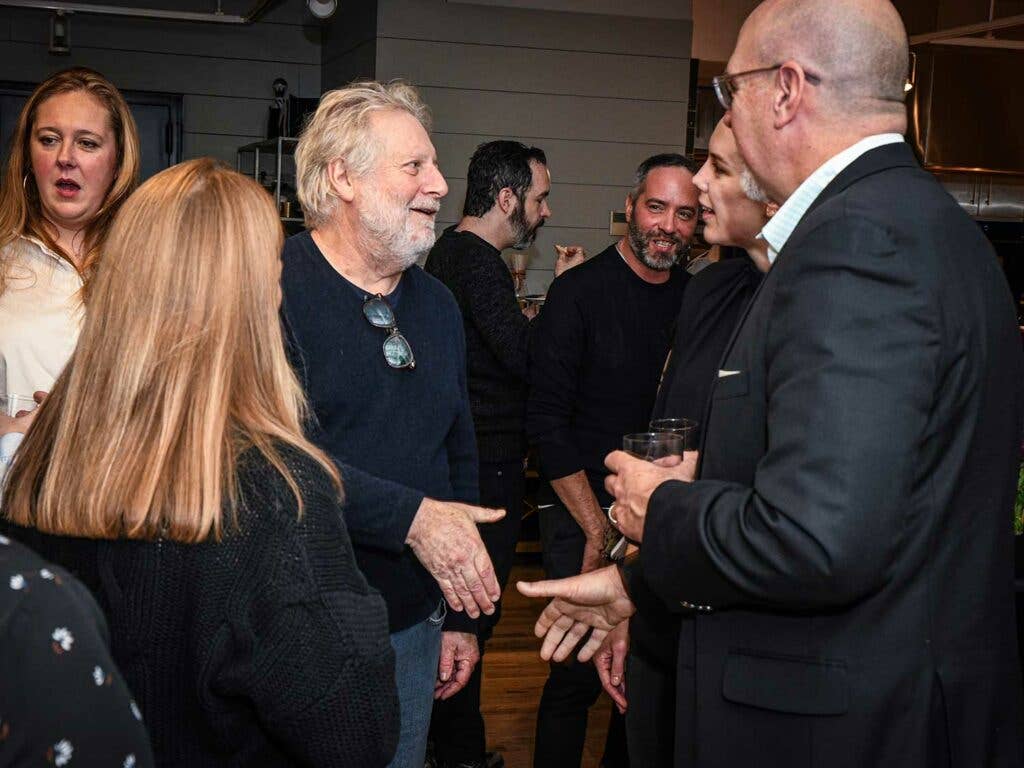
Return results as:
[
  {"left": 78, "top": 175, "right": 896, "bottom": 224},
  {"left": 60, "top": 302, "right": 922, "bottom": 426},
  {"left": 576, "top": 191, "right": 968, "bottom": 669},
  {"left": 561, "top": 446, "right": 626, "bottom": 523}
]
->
[{"left": 387, "top": 600, "right": 445, "bottom": 768}]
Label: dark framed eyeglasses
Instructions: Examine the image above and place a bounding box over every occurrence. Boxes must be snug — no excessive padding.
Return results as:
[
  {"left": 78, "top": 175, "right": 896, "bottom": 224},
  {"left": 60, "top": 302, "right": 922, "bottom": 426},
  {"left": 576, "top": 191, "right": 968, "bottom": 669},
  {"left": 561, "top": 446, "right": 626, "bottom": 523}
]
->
[
  {"left": 362, "top": 294, "right": 416, "bottom": 370},
  {"left": 711, "top": 64, "right": 822, "bottom": 110}
]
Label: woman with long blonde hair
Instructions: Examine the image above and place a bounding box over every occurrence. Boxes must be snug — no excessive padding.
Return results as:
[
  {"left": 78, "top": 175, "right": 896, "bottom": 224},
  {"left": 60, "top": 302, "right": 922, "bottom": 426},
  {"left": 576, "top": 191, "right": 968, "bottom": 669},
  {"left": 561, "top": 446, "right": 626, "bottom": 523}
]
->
[
  {"left": 2, "top": 158, "right": 399, "bottom": 767},
  {"left": 0, "top": 67, "right": 139, "bottom": 475}
]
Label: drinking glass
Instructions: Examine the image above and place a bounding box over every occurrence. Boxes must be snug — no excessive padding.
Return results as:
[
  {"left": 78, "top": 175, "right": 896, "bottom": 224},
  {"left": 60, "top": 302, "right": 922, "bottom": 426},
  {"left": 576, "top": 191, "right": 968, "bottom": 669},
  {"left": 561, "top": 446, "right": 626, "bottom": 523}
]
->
[
  {"left": 605, "top": 431, "right": 684, "bottom": 555},
  {"left": 622, "top": 431, "right": 685, "bottom": 465},
  {"left": 649, "top": 417, "right": 699, "bottom": 451},
  {"left": 1, "top": 394, "right": 37, "bottom": 417}
]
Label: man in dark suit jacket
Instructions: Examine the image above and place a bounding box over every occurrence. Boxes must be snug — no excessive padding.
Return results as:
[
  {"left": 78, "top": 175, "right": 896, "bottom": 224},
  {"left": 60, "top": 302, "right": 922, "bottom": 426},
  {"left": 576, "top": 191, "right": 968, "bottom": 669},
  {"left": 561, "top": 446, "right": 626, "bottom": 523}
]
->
[{"left": 518, "top": 1, "right": 1024, "bottom": 765}]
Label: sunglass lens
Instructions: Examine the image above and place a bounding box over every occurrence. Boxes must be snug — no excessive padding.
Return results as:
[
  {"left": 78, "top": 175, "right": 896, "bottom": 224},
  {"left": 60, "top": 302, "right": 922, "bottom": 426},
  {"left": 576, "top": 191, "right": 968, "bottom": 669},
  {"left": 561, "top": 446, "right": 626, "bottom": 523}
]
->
[
  {"left": 383, "top": 333, "right": 414, "bottom": 369},
  {"left": 363, "top": 298, "right": 395, "bottom": 328}
]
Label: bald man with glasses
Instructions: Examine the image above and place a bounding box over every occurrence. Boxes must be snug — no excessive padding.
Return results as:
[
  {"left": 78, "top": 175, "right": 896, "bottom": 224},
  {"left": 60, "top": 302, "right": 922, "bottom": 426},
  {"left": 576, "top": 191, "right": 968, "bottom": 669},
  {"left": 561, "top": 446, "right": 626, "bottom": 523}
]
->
[{"left": 519, "top": 1, "right": 1024, "bottom": 766}]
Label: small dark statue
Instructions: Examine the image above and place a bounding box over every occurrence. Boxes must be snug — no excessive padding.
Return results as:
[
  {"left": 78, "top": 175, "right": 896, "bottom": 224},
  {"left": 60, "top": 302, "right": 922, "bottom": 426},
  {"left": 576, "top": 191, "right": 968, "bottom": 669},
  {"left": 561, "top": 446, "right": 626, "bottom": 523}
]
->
[{"left": 267, "top": 77, "right": 289, "bottom": 139}]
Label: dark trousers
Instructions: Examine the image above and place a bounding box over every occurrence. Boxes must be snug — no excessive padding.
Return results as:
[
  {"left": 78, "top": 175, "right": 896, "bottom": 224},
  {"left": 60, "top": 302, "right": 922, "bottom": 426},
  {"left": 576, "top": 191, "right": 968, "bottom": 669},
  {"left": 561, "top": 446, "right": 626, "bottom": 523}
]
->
[
  {"left": 623, "top": 576, "right": 681, "bottom": 766},
  {"left": 624, "top": 650, "right": 676, "bottom": 766},
  {"left": 534, "top": 503, "right": 628, "bottom": 768},
  {"left": 431, "top": 459, "right": 524, "bottom": 766}
]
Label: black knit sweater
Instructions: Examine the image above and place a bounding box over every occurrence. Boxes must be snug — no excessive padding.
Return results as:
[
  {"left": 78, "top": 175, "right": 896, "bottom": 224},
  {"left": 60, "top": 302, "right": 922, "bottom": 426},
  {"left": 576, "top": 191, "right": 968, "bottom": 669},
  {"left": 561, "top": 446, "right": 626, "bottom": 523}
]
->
[
  {"left": 425, "top": 226, "right": 532, "bottom": 463},
  {"left": 527, "top": 245, "right": 687, "bottom": 505},
  {"left": 0, "top": 447, "right": 399, "bottom": 767}
]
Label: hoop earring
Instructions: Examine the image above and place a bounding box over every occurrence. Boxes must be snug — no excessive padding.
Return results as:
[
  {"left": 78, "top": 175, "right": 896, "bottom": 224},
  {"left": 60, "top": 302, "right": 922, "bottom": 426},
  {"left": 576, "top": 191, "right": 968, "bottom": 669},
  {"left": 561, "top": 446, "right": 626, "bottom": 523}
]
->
[{"left": 22, "top": 173, "right": 30, "bottom": 190}]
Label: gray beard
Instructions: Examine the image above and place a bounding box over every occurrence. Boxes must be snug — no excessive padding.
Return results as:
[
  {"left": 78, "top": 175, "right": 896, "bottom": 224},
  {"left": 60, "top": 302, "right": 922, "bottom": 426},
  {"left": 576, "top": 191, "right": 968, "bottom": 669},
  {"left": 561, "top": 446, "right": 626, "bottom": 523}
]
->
[
  {"left": 627, "top": 218, "right": 686, "bottom": 271},
  {"left": 357, "top": 191, "right": 435, "bottom": 272}
]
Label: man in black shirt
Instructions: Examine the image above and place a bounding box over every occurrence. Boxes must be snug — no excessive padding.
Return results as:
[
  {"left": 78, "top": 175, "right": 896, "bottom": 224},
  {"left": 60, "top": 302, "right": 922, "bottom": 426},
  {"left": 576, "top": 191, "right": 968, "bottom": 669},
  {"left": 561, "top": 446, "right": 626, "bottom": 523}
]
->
[
  {"left": 526, "top": 154, "right": 699, "bottom": 768},
  {"left": 425, "top": 140, "right": 583, "bottom": 768}
]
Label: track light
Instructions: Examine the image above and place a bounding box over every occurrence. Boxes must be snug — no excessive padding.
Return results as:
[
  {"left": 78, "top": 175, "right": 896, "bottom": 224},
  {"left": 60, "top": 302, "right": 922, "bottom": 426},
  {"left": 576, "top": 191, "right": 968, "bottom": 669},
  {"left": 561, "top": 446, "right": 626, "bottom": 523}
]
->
[
  {"left": 50, "top": 10, "right": 70, "bottom": 55},
  {"left": 307, "top": 0, "right": 337, "bottom": 19}
]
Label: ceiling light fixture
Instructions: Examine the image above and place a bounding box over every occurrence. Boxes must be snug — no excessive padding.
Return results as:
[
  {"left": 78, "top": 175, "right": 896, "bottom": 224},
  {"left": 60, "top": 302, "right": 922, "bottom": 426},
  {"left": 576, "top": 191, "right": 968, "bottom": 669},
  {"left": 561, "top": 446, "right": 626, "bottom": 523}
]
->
[
  {"left": 307, "top": 0, "right": 337, "bottom": 19},
  {"left": 49, "top": 9, "right": 70, "bottom": 54}
]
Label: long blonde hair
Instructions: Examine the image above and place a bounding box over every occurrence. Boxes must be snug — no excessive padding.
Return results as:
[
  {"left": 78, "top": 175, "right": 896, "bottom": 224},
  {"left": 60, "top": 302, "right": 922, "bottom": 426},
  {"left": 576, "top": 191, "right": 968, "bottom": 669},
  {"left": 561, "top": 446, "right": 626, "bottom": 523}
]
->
[
  {"left": 3, "top": 158, "right": 341, "bottom": 542},
  {"left": 0, "top": 67, "right": 140, "bottom": 296}
]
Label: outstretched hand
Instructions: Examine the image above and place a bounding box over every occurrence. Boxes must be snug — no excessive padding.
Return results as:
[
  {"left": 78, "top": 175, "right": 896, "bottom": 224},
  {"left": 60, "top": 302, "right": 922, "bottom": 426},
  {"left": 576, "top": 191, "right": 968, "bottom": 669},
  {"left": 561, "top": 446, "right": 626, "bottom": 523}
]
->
[
  {"left": 516, "top": 564, "right": 635, "bottom": 663},
  {"left": 407, "top": 499, "right": 506, "bottom": 618}
]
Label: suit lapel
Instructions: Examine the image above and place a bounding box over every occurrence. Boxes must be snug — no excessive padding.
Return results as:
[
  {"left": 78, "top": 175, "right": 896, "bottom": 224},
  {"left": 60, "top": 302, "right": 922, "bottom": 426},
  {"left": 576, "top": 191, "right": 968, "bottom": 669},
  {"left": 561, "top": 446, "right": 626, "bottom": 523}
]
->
[
  {"left": 694, "top": 269, "right": 771, "bottom": 457},
  {"left": 696, "top": 143, "right": 919, "bottom": 461},
  {"left": 781, "top": 142, "right": 918, "bottom": 264}
]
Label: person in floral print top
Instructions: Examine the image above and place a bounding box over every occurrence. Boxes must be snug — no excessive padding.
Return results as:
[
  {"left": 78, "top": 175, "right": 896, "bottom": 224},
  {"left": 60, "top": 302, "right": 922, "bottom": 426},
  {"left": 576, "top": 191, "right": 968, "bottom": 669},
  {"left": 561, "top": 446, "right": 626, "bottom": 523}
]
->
[{"left": 0, "top": 533, "right": 153, "bottom": 767}]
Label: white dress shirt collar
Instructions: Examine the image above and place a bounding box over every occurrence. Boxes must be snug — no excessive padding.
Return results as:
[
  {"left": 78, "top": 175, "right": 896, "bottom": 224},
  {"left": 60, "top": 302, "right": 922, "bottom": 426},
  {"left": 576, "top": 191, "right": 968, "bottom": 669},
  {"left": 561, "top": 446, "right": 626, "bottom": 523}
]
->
[{"left": 759, "top": 133, "right": 904, "bottom": 264}]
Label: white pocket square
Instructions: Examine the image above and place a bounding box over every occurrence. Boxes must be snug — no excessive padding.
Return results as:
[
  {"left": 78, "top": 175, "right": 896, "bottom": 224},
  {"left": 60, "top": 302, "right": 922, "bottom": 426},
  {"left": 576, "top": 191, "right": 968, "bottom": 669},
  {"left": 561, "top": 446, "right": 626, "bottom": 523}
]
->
[{"left": 718, "top": 369, "right": 742, "bottom": 378}]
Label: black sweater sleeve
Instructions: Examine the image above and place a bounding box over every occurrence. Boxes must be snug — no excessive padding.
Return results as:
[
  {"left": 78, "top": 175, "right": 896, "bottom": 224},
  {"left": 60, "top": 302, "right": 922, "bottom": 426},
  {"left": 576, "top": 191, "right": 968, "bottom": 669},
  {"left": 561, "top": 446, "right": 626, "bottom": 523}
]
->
[
  {"left": 458, "top": 253, "right": 533, "bottom": 382},
  {"left": 526, "top": 273, "right": 588, "bottom": 481}
]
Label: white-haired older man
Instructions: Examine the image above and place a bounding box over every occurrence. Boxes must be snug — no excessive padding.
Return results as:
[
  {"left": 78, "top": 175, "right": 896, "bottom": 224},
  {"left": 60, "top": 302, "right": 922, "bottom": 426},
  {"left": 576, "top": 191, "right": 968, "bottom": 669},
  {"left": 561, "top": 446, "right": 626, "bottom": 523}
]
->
[{"left": 280, "top": 81, "right": 504, "bottom": 768}]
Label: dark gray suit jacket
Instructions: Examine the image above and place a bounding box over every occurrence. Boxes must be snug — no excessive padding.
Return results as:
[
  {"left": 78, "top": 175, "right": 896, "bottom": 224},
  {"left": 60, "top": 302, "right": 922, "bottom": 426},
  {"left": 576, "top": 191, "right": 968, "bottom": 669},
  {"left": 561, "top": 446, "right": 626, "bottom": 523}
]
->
[{"left": 632, "top": 143, "right": 1024, "bottom": 767}]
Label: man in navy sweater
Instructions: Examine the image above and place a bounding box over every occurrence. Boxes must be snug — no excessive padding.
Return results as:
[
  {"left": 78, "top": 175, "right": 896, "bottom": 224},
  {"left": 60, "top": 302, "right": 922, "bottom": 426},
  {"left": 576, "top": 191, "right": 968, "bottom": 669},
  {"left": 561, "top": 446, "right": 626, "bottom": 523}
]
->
[{"left": 281, "top": 81, "right": 504, "bottom": 768}]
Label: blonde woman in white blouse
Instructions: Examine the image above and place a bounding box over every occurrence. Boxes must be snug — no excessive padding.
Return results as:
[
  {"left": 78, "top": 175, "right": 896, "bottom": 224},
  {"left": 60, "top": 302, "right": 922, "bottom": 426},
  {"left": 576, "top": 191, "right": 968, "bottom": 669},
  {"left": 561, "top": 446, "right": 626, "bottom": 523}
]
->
[{"left": 0, "top": 68, "right": 139, "bottom": 473}]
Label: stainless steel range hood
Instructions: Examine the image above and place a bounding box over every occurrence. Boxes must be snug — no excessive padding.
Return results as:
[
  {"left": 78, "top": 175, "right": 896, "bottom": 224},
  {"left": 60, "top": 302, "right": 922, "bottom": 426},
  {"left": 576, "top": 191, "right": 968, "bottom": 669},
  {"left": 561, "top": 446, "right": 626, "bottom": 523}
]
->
[{"left": 908, "top": 44, "right": 1024, "bottom": 175}]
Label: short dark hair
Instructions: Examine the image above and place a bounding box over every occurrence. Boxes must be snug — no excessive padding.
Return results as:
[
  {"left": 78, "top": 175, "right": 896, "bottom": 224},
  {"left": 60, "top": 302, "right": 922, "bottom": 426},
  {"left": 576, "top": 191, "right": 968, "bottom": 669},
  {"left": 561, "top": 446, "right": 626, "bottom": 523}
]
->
[
  {"left": 629, "top": 153, "right": 696, "bottom": 203},
  {"left": 462, "top": 140, "right": 547, "bottom": 218}
]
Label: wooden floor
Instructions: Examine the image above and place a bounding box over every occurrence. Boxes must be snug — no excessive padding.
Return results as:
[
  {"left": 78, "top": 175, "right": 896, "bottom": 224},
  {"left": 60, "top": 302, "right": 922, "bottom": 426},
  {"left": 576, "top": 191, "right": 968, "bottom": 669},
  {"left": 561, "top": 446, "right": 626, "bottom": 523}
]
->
[{"left": 480, "top": 560, "right": 613, "bottom": 768}]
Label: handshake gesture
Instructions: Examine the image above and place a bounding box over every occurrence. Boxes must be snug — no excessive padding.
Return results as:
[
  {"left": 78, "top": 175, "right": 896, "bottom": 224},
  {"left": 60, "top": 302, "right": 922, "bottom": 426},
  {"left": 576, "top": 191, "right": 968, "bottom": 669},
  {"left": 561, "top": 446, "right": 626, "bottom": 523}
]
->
[{"left": 516, "top": 447, "right": 698, "bottom": 705}]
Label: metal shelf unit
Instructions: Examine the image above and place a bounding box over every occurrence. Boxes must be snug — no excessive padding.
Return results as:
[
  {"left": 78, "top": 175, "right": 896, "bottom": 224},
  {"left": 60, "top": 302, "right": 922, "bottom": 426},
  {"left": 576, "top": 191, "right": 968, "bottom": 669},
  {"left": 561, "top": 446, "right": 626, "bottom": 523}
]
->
[{"left": 236, "top": 136, "right": 301, "bottom": 226}]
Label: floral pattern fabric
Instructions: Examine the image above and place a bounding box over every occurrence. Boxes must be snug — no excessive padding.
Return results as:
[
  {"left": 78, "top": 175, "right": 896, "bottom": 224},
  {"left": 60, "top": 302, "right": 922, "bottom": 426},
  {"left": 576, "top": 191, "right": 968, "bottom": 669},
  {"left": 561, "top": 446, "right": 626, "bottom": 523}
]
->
[{"left": 0, "top": 534, "right": 154, "bottom": 767}]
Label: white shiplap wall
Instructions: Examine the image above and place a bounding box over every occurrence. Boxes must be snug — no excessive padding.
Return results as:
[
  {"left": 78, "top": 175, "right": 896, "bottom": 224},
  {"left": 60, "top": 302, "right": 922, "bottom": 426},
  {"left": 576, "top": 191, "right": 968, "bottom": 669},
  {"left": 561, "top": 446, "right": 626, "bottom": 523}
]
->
[{"left": 364, "top": 0, "right": 694, "bottom": 292}]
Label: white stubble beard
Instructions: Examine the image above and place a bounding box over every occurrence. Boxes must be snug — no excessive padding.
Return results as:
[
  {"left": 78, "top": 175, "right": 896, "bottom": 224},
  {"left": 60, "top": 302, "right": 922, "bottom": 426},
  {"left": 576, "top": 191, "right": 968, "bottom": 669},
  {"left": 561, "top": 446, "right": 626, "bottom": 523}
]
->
[{"left": 357, "top": 183, "right": 438, "bottom": 274}]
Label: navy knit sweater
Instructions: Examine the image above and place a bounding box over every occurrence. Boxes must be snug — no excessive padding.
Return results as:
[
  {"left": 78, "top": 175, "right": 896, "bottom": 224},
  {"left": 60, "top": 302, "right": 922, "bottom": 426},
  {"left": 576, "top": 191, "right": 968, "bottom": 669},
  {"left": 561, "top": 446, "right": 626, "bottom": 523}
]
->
[{"left": 281, "top": 231, "right": 480, "bottom": 633}]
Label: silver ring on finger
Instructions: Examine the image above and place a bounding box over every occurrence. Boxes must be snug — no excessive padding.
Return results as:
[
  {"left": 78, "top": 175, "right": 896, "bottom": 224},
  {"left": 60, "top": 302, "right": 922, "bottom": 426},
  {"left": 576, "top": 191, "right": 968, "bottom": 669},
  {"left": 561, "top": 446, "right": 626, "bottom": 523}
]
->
[{"left": 607, "top": 503, "right": 619, "bottom": 527}]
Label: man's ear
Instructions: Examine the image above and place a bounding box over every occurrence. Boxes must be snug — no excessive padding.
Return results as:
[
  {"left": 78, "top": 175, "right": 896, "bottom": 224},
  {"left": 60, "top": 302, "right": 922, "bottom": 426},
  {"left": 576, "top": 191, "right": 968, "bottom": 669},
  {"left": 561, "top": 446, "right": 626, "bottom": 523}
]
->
[
  {"left": 624, "top": 194, "right": 635, "bottom": 224},
  {"left": 773, "top": 61, "right": 809, "bottom": 130},
  {"left": 497, "top": 187, "right": 517, "bottom": 215},
  {"left": 326, "top": 157, "right": 356, "bottom": 203}
]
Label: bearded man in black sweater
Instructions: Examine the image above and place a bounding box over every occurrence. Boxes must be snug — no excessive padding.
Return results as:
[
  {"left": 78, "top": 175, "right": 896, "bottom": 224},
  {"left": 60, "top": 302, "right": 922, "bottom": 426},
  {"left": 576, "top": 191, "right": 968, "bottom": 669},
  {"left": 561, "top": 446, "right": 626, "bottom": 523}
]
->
[
  {"left": 526, "top": 154, "right": 699, "bottom": 768},
  {"left": 424, "top": 140, "right": 584, "bottom": 768}
]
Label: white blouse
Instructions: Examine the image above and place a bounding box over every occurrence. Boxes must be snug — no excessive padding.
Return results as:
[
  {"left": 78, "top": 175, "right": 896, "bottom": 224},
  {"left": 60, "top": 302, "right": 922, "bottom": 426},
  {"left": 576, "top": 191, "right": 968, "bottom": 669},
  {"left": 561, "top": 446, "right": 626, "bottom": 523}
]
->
[{"left": 0, "top": 235, "right": 83, "bottom": 401}]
